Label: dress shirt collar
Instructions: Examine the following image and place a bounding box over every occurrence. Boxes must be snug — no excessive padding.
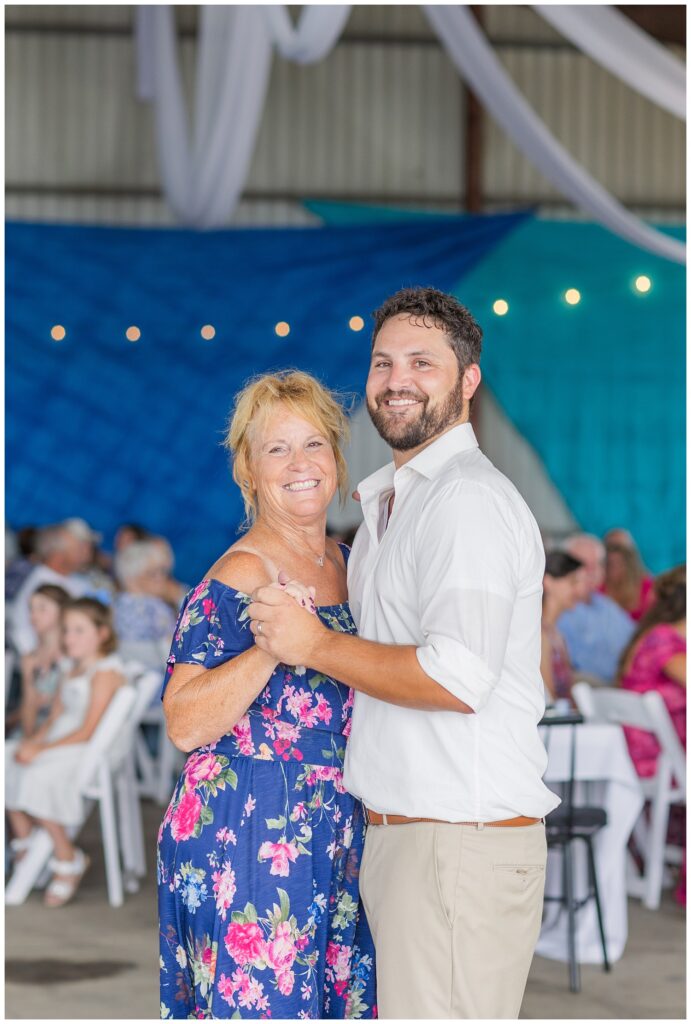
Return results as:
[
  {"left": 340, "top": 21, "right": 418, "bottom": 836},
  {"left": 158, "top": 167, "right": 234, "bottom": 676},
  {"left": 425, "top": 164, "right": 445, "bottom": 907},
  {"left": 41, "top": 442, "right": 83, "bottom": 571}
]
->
[{"left": 358, "top": 422, "right": 479, "bottom": 504}]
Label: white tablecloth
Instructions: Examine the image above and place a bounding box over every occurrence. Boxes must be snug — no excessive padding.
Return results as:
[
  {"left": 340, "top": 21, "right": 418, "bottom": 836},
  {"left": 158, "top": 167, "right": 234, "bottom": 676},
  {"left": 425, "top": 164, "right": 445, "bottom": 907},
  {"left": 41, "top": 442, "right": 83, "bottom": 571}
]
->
[{"left": 536, "top": 721, "right": 644, "bottom": 964}]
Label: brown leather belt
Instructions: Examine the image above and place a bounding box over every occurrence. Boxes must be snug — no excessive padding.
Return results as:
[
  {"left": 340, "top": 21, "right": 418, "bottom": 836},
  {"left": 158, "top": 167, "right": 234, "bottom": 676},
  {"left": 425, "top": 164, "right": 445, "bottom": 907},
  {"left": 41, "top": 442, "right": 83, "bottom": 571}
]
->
[{"left": 364, "top": 809, "right": 541, "bottom": 828}]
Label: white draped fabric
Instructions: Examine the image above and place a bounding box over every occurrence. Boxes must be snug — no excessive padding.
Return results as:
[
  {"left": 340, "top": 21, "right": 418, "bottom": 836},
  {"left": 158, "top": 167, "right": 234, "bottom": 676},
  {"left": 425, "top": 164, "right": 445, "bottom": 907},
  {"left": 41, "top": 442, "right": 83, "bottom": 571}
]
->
[
  {"left": 424, "top": 6, "right": 685, "bottom": 264},
  {"left": 135, "top": 5, "right": 347, "bottom": 228},
  {"left": 534, "top": 5, "right": 685, "bottom": 121},
  {"left": 263, "top": 5, "right": 351, "bottom": 64},
  {"left": 136, "top": 4, "right": 685, "bottom": 263},
  {"left": 135, "top": 6, "right": 272, "bottom": 226}
]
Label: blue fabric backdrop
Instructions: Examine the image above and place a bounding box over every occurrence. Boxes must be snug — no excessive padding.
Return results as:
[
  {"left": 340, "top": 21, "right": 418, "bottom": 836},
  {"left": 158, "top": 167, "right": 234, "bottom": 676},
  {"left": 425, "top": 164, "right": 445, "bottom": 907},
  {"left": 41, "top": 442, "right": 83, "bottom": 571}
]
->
[
  {"left": 6, "top": 214, "right": 526, "bottom": 581},
  {"left": 308, "top": 201, "right": 685, "bottom": 574}
]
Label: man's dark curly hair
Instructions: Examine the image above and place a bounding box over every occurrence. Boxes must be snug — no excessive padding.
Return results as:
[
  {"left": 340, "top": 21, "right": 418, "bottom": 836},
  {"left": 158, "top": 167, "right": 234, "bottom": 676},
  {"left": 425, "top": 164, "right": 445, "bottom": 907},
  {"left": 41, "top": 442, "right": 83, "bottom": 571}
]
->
[{"left": 371, "top": 286, "right": 483, "bottom": 371}]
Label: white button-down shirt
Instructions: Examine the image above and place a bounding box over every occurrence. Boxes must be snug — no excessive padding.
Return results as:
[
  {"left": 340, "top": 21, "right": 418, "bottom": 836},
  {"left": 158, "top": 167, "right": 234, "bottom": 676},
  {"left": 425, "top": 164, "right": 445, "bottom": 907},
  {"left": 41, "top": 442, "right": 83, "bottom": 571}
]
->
[{"left": 343, "top": 423, "right": 560, "bottom": 821}]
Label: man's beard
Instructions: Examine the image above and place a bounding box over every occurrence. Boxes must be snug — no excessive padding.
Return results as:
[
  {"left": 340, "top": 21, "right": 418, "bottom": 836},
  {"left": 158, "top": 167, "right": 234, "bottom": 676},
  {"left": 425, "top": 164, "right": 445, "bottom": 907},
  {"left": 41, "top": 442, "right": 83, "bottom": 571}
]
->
[{"left": 367, "top": 385, "right": 465, "bottom": 451}]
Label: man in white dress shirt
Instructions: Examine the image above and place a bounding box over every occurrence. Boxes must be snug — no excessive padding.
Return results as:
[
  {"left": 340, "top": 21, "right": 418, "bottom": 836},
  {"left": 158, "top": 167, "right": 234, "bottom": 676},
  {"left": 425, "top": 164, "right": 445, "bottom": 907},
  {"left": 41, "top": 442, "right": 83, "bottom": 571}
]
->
[{"left": 248, "top": 287, "right": 559, "bottom": 1018}]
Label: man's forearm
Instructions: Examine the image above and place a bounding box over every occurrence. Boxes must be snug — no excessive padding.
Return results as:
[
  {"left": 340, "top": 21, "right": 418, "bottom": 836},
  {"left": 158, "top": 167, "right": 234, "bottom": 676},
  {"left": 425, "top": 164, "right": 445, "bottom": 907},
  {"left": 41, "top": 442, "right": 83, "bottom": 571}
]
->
[{"left": 309, "top": 630, "right": 473, "bottom": 713}]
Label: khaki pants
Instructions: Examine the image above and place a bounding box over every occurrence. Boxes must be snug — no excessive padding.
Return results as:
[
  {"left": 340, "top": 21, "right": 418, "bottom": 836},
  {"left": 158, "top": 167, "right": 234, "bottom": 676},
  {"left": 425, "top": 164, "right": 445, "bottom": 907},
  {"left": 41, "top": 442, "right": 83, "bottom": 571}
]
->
[{"left": 359, "top": 821, "right": 546, "bottom": 1019}]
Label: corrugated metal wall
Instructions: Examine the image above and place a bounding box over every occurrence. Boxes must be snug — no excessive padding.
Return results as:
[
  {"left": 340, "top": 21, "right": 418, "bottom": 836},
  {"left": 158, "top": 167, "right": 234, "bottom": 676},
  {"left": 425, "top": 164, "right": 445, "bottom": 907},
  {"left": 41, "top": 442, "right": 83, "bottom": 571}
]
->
[{"left": 5, "top": 5, "right": 685, "bottom": 226}]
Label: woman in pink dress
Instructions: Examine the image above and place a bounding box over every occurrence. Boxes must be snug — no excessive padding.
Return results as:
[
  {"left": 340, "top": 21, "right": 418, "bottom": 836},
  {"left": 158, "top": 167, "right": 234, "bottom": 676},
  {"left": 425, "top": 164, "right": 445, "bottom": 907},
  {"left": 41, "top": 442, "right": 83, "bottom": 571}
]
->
[
  {"left": 604, "top": 528, "right": 655, "bottom": 622},
  {"left": 617, "top": 564, "right": 686, "bottom": 903}
]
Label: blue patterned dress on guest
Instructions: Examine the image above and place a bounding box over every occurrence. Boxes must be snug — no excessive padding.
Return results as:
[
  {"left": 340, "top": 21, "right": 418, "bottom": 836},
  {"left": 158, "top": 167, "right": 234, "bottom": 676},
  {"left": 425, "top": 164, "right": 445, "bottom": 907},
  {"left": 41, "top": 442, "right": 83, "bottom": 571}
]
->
[{"left": 157, "top": 551, "right": 376, "bottom": 1020}]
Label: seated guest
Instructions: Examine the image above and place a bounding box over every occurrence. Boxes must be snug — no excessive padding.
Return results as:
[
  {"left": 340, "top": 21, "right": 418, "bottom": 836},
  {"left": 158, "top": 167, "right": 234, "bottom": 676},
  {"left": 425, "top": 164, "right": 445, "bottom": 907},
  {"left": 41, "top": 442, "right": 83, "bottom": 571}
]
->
[
  {"left": 6, "top": 598, "right": 127, "bottom": 907},
  {"left": 13, "top": 585, "right": 71, "bottom": 738},
  {"left": 604, "top": 528, "right": 655, "bottom": 621},
  {"left": 618, "top": 564, "right": 686, "bottom": 907},
  {"left": 149, "top": 535, "right": 188, "bottom": 611},
  {"left": 541, "top": 550, "right": 584, "bottom": 703},
  {"left": 8, "top": 525, "right": 89, "bottom": 656},
  {"left": 617, "top": 564, "right": 686, "bottom": 775},
  {"left": 558, "top": 533, "right": 635, "bottom": 684},
  {"left": 114, "top": 522, "right": 152, "bottom": 553},
  {"left": 63, "top": 518, "right": 115, "bottom": 598},
  {"left": 5, "top": 525, "right": 39, "bottom": 602},
  {"left": 113, "top": 541, "right": 177, "bottom": 669}
]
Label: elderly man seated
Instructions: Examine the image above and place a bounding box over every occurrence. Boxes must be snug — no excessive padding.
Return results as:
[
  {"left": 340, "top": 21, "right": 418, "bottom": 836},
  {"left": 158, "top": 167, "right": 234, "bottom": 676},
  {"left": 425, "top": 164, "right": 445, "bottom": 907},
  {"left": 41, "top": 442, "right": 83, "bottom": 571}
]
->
[
  {"left": 557, "top": 532, "right": 635, "bottom": 685},
  {"left": 113, "top": 541, "right": 177, "bottom": 670},
  {"left": 7, "top": 524, "right": 90, "bottom": 657}
]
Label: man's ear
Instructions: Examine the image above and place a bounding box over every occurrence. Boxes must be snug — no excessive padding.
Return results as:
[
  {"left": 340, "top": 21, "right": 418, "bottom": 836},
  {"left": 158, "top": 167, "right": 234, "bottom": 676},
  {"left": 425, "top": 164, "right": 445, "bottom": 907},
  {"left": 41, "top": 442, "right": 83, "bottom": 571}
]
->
[{"left": 461, "top": 363, "right": 481, "bottom": 403}]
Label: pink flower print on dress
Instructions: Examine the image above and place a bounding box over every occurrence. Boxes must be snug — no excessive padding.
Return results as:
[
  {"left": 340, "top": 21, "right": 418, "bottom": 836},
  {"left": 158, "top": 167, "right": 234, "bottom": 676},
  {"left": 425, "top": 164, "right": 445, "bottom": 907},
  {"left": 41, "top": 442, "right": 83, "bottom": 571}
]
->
[
  {"left": 325, "top": 941, "right": 353, "bottom": 981},
  {"left": 185, "top": 752, "right": 222, "bottom": 786},
  {"left": 274, "top": 719, "right": 301, "bottom": 744},
  {"left": 243, "top": 794, "right": 256, "bottom": 817},
  {"left": 224, "top": 921, "right": 266, "bottom": 967},
  {"left": 189, "top": 580, "right": 209, "bottom": 605},
  {"left": 276, "top": 969, "right": 295, "bottom": 996},
  {"left": 231, "top": 714, "right": 256, "bottom": 756},
  {"left": 284, "top": 688, "right": 319, "bottom": 728},
  {"left": 202, "top": 598, "right": 215, "bottom": 616},
  {"left": 266, "top": 921, "right": 298, "bottom": 977},
  {"left": 315, "top": 693, "right": 333, "bottom": 724},
  {"left": 305, "top": 765, "right": 346, "bottom": 794},
  {"left": 212, "top": 861, "right": 237, "bottom": 920},
  {"left": 258, "top": 840, "right": 300, "bottom": 876},
  {"left": 217, "top": 973, "right": 236, "bottom": 1007},
  {"left": 170, "top": 790, "right": 203, "bottom": 841}
]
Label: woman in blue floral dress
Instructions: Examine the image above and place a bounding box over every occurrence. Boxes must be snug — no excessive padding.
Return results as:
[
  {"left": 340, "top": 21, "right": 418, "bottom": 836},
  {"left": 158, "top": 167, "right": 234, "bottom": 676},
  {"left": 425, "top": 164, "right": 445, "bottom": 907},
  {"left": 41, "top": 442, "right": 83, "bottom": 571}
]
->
[{"left": 158, "top": 372, "right": 376, "bottom": 1020}]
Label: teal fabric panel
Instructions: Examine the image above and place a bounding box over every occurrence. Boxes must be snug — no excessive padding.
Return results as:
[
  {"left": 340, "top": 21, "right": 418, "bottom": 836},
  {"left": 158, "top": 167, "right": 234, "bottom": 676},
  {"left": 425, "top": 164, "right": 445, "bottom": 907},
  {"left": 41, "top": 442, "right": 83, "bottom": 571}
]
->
[{"left": 308, "top": 202, "right": 685, "bottom": 573}]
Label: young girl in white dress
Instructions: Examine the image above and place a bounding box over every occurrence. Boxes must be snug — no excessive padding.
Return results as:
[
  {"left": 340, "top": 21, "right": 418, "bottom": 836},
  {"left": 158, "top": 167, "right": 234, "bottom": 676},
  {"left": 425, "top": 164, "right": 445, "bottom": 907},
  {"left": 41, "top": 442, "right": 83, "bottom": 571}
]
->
[
  {"left": 6, "top": 597, "right": 127, "bottom": 907},
  {"left": 13, "top": 583, "right": 71, "bottom": 738}
]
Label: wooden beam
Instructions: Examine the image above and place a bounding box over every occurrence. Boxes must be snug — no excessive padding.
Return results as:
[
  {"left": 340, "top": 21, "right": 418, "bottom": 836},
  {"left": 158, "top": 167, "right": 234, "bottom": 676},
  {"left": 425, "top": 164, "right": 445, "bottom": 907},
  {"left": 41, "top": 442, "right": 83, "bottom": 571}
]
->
[
  {"left": 617, "top": 6, "right": 686, "bottom": 46},
  {"left": 464, "top": 6, "right": 484, "bottom": 213}
]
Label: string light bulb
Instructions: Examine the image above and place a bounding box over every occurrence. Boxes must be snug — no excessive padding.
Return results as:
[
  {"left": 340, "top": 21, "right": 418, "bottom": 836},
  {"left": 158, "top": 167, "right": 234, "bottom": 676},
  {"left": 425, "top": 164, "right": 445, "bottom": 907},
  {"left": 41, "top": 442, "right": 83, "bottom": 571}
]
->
[
  {"left": 274, "top": 322, "right": 290, "bottom": 337},
  {"left": 564, "top": 289, "right": 581, "bottom": 306},
  {"left": 349, "top": 316, "right": 365, "bottom": 331},
  {"left": 200, "top": 325, "right": 216, "bottom": 340},
  {"left": 126, "top": 326, "right": 141, "bottom": 342},
  {"left": 492, "top": 299, "right": 509, "bottom": 316},
  {"left": 635, "top": 275, "right": 652, "bottom": 294},
  {"left": 51, "top": 325, "right": 66, "bottom": 341}
]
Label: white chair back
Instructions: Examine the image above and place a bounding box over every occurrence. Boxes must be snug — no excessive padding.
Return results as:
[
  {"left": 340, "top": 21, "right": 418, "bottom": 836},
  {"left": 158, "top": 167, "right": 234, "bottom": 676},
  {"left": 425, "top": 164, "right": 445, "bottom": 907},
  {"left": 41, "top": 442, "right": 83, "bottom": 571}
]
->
[
  {"left": 573, "top": 683, "right": 685, "bottom": 795},
  {"left": 76, "top": 685, "right": 137, "bottom": 792}
]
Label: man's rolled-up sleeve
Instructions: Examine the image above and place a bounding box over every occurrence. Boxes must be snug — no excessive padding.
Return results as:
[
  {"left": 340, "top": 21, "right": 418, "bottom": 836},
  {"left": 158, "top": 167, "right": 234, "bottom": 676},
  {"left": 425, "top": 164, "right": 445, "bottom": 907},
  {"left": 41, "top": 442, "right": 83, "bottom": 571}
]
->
[{"left": 415, "top": 481, "right": 519, "bottom": 711}]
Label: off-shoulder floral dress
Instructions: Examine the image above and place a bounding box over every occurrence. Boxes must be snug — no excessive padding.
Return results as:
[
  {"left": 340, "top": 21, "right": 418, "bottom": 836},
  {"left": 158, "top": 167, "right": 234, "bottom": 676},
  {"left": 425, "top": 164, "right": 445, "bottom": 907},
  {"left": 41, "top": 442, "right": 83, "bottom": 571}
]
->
[{"left": 157, "top": 552, "right": 376, "bottom": 1020}]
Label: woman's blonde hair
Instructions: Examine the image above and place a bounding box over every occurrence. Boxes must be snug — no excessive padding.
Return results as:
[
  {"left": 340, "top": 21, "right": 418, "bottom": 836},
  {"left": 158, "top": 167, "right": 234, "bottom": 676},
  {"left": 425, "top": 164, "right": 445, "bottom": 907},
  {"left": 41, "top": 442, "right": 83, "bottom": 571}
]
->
[{"left": 224, "top": 370, "right": 350, "bottom": 523}]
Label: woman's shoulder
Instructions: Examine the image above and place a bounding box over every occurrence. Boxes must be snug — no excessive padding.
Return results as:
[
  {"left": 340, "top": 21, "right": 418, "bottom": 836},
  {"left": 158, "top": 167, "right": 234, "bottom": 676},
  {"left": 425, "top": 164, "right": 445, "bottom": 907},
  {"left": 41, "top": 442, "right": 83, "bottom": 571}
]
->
[{"left": 204, "top": 545, "right": 275, "bottom": 596}]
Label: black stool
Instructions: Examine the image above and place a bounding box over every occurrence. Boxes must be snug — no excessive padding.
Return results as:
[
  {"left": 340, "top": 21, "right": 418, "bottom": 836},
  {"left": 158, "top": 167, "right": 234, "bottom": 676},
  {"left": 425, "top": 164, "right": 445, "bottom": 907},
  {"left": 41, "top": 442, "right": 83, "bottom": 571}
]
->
[{"left": 541, "top": 711, "right": 611, "bottom": 993}]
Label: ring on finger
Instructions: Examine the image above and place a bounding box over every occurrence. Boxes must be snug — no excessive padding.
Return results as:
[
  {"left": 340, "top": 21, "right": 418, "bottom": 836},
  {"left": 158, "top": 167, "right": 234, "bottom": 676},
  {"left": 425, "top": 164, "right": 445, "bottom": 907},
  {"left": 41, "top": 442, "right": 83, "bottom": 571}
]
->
[{"left": 257, "top": 622, "right": 263, "bottom": 634}]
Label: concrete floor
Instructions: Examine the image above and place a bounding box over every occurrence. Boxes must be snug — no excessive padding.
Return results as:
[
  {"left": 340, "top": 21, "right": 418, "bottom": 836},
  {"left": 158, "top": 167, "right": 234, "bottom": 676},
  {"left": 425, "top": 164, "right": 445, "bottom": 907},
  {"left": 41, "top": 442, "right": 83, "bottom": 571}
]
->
[{"left": 5, "top": 801, "right": 686, "bottom": 1020}]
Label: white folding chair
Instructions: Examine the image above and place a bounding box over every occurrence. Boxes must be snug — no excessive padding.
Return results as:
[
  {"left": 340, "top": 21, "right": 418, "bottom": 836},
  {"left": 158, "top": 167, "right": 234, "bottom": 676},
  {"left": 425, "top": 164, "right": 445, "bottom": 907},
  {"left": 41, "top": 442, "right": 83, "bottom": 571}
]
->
[
  {"left": 572, "top": 681, "right": 686, "bottom": 910},
  {"left": 111, "top": 666, "right": 164, "bottom": 893},
  {"left": 131, "top": 660, "right": 185, "bottom": 807},
  {"left": 6, "top": 685, "right": 137, "bottom": 907},
  {"left": 136, "top": 702, "right": 185, "bottom": 806}
]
